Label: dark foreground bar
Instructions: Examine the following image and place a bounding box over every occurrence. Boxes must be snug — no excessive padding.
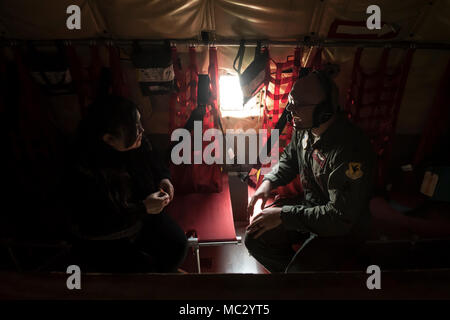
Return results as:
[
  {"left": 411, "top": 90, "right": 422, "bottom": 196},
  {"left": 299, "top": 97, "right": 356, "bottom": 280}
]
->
[{"left": 1, "top": 269, "right": 450, "bottom": 300}]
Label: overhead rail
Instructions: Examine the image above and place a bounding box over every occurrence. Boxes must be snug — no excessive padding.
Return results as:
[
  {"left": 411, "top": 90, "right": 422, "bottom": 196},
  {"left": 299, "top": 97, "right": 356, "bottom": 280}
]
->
[{"left": 1, "top": 38, "right": 450, "bottom": 50}]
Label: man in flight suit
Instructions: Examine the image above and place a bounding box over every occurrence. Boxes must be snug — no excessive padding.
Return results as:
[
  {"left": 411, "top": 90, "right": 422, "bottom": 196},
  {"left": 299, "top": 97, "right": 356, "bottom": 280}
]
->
[{"left": 245, "top": 70, "right": 376, "bottom": 273}]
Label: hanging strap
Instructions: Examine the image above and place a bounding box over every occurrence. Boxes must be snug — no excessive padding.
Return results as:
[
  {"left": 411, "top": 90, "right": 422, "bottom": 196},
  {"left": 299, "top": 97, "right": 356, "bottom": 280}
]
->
[
  {"left": 169, "top": 46, "right": 179, "bottom": 134},
  {"left": 233, "top": 40, "right": 245, "bottom": 75},
  {"left": 187, "top": 46, "right": 198, "bottom": 113},
  {"left": 66, "top": 44, "right": 86, "bottom": 115},
  {"left": 109, "top": 45, "right": 129, "bottom": 98},
  {"left": 207, "top": 46, "right": 219, "bottom": 130},
  {"left": 294, "top": 47, "right": 303, "bottom": 72},
  {"left": 368, "top": 47, "right": 390, "bottom": 134},
  {"left": 280, "top": 47, "right": 303, "bottom": 144},
  {"left": 391, "top": 48, "right": 415, "bottom": 139},
  {"left": 210, "top": 46, "right": 224, "bottom": 134},
  {"left": 254, "top": 41, "right": 262, "bottom": 60},
  {"left": 344, "top": 47, "right": 363, "bottom": 117},
  {"left": 310, "top": 47, "right": 323, "bottom": 70},
  {"left": 132, "top": 40, "right": 142, "bottom": 56},
  {"left": 208, "top": 46, "right": 219, "bottom": 107},
  {"left": 88, "top": 44, "right": 103, "bottom": 101},
  {"left": 262, "top": 47, "right": 272, "bottom": 131}
]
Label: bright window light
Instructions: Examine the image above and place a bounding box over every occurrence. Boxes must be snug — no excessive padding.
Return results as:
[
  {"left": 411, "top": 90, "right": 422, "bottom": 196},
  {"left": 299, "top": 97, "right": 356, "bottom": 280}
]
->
[
  {"left": 220, "top": 75, "right": 243, "bottom": 111},
  {"left": 219, "top": 75, "right": 261, "bottom": 118}
]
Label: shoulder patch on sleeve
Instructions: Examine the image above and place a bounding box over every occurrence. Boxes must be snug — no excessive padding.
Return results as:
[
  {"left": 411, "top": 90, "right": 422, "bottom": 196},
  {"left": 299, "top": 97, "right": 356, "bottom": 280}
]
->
[{"left": 345, "top": 162, "right": 363, "bottom": 180}]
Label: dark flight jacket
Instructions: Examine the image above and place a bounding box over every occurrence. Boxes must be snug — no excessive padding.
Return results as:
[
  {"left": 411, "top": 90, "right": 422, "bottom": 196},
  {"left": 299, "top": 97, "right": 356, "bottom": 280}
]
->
[
  {"left": 63, "top": 137, "right": 170, "bottom": 240},
  {"left": 263, "top": 113, "right": 376, "bottom": 238}
]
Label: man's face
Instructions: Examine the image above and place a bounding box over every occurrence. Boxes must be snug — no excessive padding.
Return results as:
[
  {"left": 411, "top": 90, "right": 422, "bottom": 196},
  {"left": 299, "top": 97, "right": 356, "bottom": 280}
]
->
[
  {"left": 286, "top": 73, "right": 326, "bottom": 130},
  {"left": 128, "top": 111, "right": 144, "bottom": 150},
  {"left": 103, "top": 111, "right": 144, "bottom": 151},
  {"left": 122, "top": 111, "right": 144, "bottom": 151}
]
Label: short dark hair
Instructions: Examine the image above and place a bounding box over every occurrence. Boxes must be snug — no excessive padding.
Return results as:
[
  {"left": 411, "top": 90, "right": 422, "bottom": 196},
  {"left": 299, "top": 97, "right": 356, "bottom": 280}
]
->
[{"left": 78, "top": 95, "right": 140, "bottom": 148}]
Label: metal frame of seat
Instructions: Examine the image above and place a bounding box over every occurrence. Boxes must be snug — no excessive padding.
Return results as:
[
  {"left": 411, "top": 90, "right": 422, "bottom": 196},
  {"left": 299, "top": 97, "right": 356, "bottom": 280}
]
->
[{"left": 187, "top": 235, "right": 242, "bottom": 273}]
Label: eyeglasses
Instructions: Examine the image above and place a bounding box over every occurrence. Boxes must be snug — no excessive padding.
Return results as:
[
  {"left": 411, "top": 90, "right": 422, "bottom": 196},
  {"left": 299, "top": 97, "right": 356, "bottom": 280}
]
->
[
  {"left": 136, "top": 121, "right": 144, "bottom": 135},
  {"left": 285, "top": 101, "right": 318, "bottom": 117}
]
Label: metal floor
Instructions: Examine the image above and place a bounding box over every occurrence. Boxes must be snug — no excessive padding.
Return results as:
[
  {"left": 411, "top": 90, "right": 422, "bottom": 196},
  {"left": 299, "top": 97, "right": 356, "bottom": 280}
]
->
[{"left": 180, "top": 223, "right": 269, "bottom": 274}]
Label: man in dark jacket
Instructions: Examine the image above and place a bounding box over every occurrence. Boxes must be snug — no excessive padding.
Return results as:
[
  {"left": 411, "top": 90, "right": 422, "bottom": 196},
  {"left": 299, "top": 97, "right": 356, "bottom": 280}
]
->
[
  {"left": 245, "top": 70, "right": 376, "bottom": 273},
  {"left": 64, "top": 96, "right": 187, "bottom": 273}
]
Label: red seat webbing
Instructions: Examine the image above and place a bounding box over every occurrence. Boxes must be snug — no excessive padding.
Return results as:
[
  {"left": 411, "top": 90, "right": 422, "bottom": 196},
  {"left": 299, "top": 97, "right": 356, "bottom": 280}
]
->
[
  {"left": 187, "top": 46, "right": 198, "bottom": 114},
  {"left": 169, "top": 46, "right": 188, "bottom": 134},
  {"left": 254, "top": 48, "right": 303, "bottom": 194},
  {"left": 66, "top": 45, "right": 104, "bottom": 116},
  {"left": 345, "top": 47, "right": 415, "bottom": 187},
  {"left": 206, "top": 46, "right": 219, "bottom": 130},
  {"left": 262, "top": 48, "right": 302, "bottom": 145},
  {"left": 165, "top": 174, "right": 237, "bottom": 243},
  {"left": 169, "top": 46, "right": 202, "bottom": 134}
]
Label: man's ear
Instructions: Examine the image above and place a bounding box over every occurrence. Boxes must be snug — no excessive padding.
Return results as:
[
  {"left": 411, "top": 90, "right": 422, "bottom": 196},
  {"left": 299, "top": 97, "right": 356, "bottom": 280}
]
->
[{"left": 102, "top": 133, "right": 116, "bottom": 147}]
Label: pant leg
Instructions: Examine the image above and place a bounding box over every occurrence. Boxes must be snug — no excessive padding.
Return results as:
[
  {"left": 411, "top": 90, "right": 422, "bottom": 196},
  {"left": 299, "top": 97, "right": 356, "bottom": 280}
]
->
[
  {"left": 285, "top": 234, "right": 363, "bottom": 273},
  {"left": 71, "top": 239, "right": 151, "bottom": 273},
  {"left": 244, "top": 224, "right": 308, "bottom": 273},
  {"left": 132, "top": 212, "right": 188, "bottom": 273}
]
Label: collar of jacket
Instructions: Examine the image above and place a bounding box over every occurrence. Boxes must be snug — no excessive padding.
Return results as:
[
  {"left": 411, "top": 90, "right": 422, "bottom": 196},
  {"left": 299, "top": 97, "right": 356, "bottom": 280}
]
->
[
  {"left": 78, "top": 140, "right": 130, "bottom": 170},
  {"left": 309, "top": 112, "right": 348, "bottom": 150}
]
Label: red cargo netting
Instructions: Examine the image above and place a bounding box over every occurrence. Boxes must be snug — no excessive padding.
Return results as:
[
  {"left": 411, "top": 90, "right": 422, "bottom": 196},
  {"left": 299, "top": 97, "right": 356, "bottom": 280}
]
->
[
  {"left": 169, "top": 46, "right": 223, "bottom": 194},
  {"left": 249, "top": 47, "right": 304, "bottom": 197},
  {"left": 262, "top": 47, "right": 303, "bottom": 151},
  {"left": 345, "top": 47, "right": 415, "bottom": 188}
]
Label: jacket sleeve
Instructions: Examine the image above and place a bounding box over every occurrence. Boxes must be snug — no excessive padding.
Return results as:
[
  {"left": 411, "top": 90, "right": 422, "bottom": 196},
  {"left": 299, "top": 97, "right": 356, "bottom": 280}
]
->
[
  {"left": 279, "top": 144, "right": 375, "bottom": 236},
  {"left": 263, "top": 131, "right": 300, "bottom": 188},
  {"left": 141, "top": 137, "right": 171, "bottom": 184},
  {"left": 66, "top": 168, "right": 147, "bottom": 239}
]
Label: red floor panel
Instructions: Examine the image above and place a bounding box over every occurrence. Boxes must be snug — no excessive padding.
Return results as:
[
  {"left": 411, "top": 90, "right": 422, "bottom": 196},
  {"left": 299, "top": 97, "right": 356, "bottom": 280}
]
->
[{"left": 165, "top": 173, "right": 237, "bottom": 243}]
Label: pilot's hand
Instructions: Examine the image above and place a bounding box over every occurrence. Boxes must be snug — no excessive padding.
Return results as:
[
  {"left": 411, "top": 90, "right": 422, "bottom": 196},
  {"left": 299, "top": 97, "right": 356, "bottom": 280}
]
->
[
  {"left": 246, "top": 207, "right": 282, "bottom": 239},
  {"left": 143, "top": 190, "right": 170, "bottom": 214},
  {"left": 247, "top": 180, "right": 272, "bottom": 219},
  {"left": 159, "top": 178, "right": 174, "bottom": 201}
]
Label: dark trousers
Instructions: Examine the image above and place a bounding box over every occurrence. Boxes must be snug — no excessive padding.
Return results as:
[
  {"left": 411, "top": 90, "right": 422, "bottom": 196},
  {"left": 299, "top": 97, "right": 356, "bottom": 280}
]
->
[
  {"left": 244, "top": 224, "right": 363, "bottom": 273},
  {"left": 72, "top": 212, "right": 188, "bottom": 273},
  {"left": 131, "top": 212, "right": 188, "bottom": 273}
]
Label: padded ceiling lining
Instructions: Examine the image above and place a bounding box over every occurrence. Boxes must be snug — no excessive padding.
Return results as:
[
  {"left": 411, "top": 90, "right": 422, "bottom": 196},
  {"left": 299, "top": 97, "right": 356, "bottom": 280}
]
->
[{"left": 0, "top": 0, "right": 449, "bottom": 43}]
